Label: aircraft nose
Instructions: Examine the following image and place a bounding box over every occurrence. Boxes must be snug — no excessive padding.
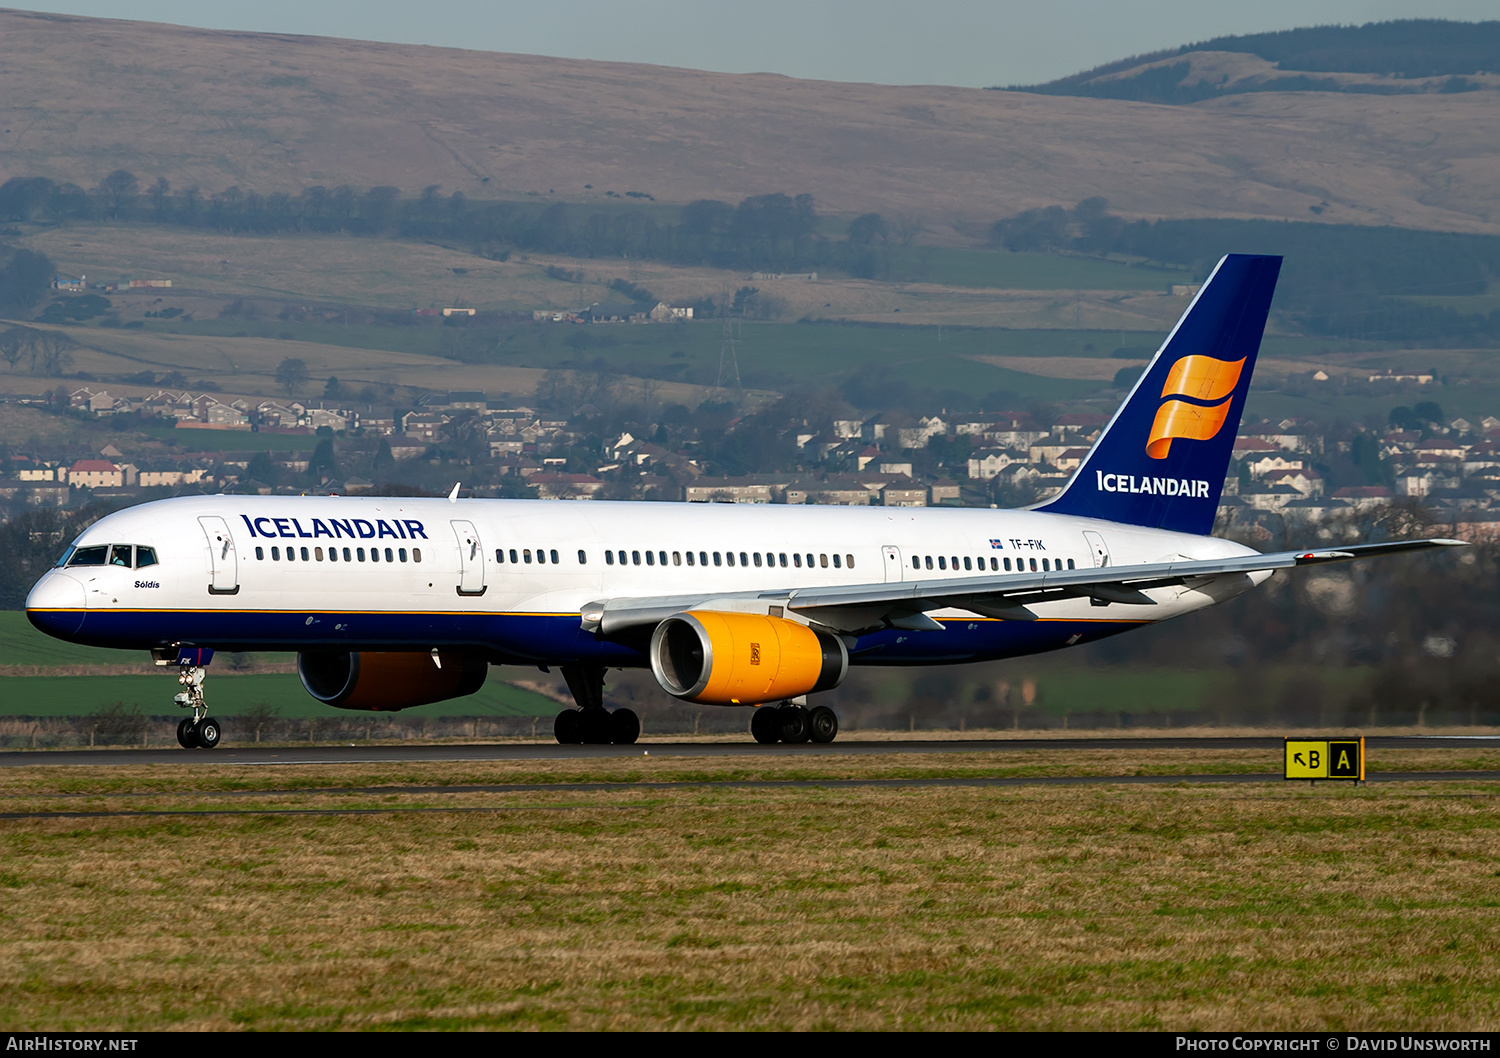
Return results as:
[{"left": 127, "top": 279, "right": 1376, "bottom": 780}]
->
[{"left": 26, "top": 572, "right": 86, "bottom": 640}]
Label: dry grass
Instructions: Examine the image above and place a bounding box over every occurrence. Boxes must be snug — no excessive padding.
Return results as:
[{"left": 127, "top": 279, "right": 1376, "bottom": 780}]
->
[
  {"left": 21, "top": 223, "right": 1197, "bottom": 331},
  {"left": 2, "top": 749, "right": 1499, "bottom": 1030}
]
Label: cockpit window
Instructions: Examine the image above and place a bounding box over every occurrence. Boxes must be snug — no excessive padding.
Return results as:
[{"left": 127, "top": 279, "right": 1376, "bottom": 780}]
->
[
  {"left": 68, "top": 545, "right": 109, "bottom": 567},
  {"left": 135, "top": 547, "right": 158, "bottom": 568},
  {"left": 109, "top": 545, "right": 132, "bottom": 567}
]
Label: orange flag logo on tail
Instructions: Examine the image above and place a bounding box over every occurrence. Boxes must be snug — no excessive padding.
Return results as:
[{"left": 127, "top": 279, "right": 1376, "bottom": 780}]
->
[{"left": 1146, "top": 355, "right": 1245, "bottom": 459}]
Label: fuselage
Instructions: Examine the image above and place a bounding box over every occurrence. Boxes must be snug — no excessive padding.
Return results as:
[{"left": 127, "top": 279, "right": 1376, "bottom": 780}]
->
[{"left": 25, "top": 494, "right": 1265, "bottom": 673}]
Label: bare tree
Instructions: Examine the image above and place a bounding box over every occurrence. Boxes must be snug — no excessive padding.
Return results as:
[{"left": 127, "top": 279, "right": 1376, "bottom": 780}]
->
[
  {"left": 275, "top": 357, "right": 308, "bottom": 397},
  {"left": 34, "top": 330, "right": 74, "bottom": 376},
  {"left": 0, "top": 326, "right": 37, "bottom": 372},
  {"left": 893, "top": 212, "right": 926, "bottom": 248}
]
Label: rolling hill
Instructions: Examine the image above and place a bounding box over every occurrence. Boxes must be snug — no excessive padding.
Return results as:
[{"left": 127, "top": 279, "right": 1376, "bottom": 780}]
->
[{"left": 0, "top": 9, "right": 1497, "bottom": 236}]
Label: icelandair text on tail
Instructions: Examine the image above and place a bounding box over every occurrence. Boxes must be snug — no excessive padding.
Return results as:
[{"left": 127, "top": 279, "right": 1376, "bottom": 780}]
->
[{"left": 1098, "top": 471, "right": 1211, "bottom": 498}]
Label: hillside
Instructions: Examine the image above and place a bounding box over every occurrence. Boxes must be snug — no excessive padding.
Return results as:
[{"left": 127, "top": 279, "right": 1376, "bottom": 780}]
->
[
  {"left": 0, "top": 10, "right": 1498, "bottom": 235},
  {"left": 1016, "top": 19, "right": 1500, "bottom": 104}
]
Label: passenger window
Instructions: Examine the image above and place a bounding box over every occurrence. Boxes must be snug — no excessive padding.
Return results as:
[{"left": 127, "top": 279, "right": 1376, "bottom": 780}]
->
[
  {"left": 537, "top": 549, "right": 546, "bottom": 565},
  {"left": 673, "top": 552, "right": 681, "bottom": 566},
  {"left": 400, "top": 548, "right": 408, "bottom": 562},
  {"left": 924, "top": 556, "right": 933, "bottom": 570},
  {"left": 315, "top": 547, "right": 324, "bottom": 561},
  {"left": 255, "top": 546, "right": 264, "bottom": 561},
  {"left": 847, "top": 555, "right": 854, "bottom": 569},
  {"left": 367, "top": 548, "right": 375, "bottom": 563},
  {"left": 646, "top": 551, "right": 655, "bottom": 566},
  {"left": 606, "top": 551, "right": 615, "bottom": 565},
  {"left": 272, "top": 546, "right": 281, "bottom": 560},
  {"left": 686, "top": 551, "right": 695, "bottom": 566},
  {"left": 659, "top": 551, "right": 667, "bottom": 566},
  {"left": 911, "top": 556, "right": 919, "bottom": 570},
  {"left": 950, "top": 556, "right": 958, "bottom": 570},
  {"left": 726, "top": 552, "right": 735, "bottom": 567},
  {"left": 753, "top": 553, "right": 762, "bottom": 567},
  {"left": 413, "top": 549, "right": 421, "bottom": 563},
  {"left": 805, "top": 554, "right": 814, "bottom": 568},
  {"left": 69, "top": 545, "right": 108, "bottom": 566},
  {"left": 344, "top": 548, "right": 353, "bottom": 562},
  {"left": 739, "top": 552, "right": 748, "bottom": 567},
  {"left": 699, "top": 552, "right": 708, "bottom": 566},
  {"left": 713, "top": 552, "right": 722, "bottom": 567},
  {"left": 578, "top": 550, "right": 587, "bottom": 565},
  {"left": 524, "top": 549, "right": 533, "bottom": 564},
  {"left": 357, "top": 548, "right": 366, "bottom": 562},
  {"left": 1068, "top": 558, "right": 1075, "bottom": 570},
  {"left": 616, "top": 550, "right": 625, "bottom": 565},
  {"left": 329, "top": 547, "right": 338, "bottom": 563},
  {"left": 632, "top": 551, "right": 640, "bottom": 566},
  {"left": 1042, "top": 558, "right": 1050, "bottom": 571},
  {"left": 381, "top": 548, "right": 390, "bottom": 562},
  {"left": 938, "top": 556, "right": 946, "bottom": 570},
  {"left": 780, "top": 553, "right": 788, "bottom": 567},
  {"left": 990, "top": 557, "right": 998, "bottom": 571},
  {"left": 1004, "top": 557, "right": 1012, "bottom": 571},
  {"left": 819, "top": 554, "right": 828, "bottom": 568},
  {"left": 1029, "top": 558, "right": 1037, "bottom": 572},
  {"left": 552, "top": 550, "right": 560, "bottom": 564},
  {"left": 963, "top": 557, "right": 972, "bottom": 571},
  {"left": 833, "top": 554, "right": 841, "bottom": 569},
  {"left": 109, "top": 545, "right": 131, "bottom": 567},
  {"left": 795, "top": 554, "right": 803, "bottom": 568},
  {"left": 495, "top": 549, "right": 504, "bottom": 563}
]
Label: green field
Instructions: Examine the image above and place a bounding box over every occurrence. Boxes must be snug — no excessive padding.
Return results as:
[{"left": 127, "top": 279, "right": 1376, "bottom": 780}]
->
[
  {"left": 0, "top": 673, "right": 557, "bottom": 719},
  {"left": 1, "top": 751, "right": 1497, "bottom": 1029},
  {"left": 885, "top": 247, "right": 1189, "bottom": 290}
]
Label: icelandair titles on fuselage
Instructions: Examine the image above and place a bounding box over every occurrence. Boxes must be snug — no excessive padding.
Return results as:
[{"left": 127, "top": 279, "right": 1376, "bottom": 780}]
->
[
  {"left": 1095, "top": 471, "right": 1211, "bottom": 498},
  {"left": 239, "top": 515, "right": 429, "bottom": 541}
]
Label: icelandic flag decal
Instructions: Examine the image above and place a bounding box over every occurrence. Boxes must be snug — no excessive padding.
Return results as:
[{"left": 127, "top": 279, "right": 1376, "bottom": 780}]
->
[{"left": 989, "top": 538, "right": 1004, "bottom": 549}]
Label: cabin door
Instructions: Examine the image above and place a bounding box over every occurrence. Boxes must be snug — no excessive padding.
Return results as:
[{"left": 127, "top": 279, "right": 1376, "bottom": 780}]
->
[
  {"left": 450, "top": 519, "right": 487, "bottom": 596},
  {"left": 198, "top": 516, "right": 240, "bottom": 595},
  {"left": 882, "top": 545, "right": 904, "bottom": 583},
  {"left": 450, "top": 519, "right": 486, "bottom": 594},
  {"left": 1083, "top": 530, "right": 1111, "bottom": 568}
]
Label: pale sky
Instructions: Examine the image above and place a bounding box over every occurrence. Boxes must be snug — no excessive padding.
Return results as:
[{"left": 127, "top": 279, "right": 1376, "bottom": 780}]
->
[{"left": 18, "top": 0, "right": 1500, "bottom": 87}]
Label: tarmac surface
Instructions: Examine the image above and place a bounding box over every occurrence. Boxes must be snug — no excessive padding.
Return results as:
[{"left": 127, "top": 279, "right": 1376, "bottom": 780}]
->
[{"left": 2, "top": 735, "right": 1498, "bottom": 769}]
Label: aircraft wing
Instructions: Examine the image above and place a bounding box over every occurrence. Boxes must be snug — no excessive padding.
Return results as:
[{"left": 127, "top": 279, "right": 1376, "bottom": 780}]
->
[{"left": 583, "top": 538, "right": 1464, "bottom": 636}]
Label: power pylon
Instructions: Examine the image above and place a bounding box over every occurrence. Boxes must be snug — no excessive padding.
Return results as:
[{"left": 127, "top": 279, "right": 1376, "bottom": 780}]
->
[{"left": 716, "top": 291, "right": 741, "bottom": 390}]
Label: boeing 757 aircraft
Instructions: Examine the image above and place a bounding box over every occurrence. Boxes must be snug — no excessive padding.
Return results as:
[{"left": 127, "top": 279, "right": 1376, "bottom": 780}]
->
[{"left": 25, "top": 255, "right": 1460, "bottom": 748}]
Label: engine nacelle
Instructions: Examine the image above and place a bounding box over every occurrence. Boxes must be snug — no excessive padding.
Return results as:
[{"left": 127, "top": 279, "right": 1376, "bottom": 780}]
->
[
  {"left": 650, "top": 610, "right": 847, "bottom": 706},
  {"left": 297, "top": 650, "right": 488, "bottom": 711}
]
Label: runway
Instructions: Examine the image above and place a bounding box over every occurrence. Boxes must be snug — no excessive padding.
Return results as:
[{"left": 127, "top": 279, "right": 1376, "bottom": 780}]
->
[{"left": 2, "top": 735, "right": 1497, "bottom": 768}]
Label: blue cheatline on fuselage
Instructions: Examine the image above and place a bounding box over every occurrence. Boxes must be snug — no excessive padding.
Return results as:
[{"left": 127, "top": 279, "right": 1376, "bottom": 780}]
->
[{"left": 29, "top": 606, "right": 1144, "bottom": 668}]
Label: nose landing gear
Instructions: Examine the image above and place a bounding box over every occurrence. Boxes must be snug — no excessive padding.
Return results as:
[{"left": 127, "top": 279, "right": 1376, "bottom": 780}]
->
[
  {"left": 552, "top": 664, "right": 639, "bottom": 745},
  {"left": 156, "top": 647, "right": 222, "bottom": 750}
]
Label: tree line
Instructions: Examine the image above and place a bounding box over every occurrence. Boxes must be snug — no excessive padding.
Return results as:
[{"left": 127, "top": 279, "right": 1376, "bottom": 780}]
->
[
  {"left": 0, "top": 174, "right": 911, "bottom": 278},
  {"left": 989, "top": 199, "right": 1500, "bottom": 343}
]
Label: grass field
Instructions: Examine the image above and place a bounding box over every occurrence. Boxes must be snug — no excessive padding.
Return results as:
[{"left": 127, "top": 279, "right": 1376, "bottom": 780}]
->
[{"left": 1, "top": 750, "right": 1497, "bottom": 1030}]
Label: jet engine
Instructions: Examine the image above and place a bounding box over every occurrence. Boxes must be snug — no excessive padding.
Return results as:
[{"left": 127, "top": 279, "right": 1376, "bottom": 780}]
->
[
  {"left": 297, "top": 650, "right": 488, "bottom": 711},
  {"left": 650, "top": 611, "right": 847, "bottom": 706}
]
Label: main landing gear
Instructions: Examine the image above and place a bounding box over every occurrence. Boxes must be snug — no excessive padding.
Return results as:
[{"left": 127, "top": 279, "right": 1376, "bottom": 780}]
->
[
  {"left": 751, "top": 702, "right": 839, "bottom": 745},
  {"left": 553, "top": 664, "right": 639, "bottom": 745},
  {"left": 167, "top": 653, "right": 221, "bottom": 750}
]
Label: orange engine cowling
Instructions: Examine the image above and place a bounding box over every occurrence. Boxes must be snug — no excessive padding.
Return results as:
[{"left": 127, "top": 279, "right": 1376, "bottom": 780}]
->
[
  {"left": 650, "top": 611, "right": 847, "bottom": 705},
  {"left": 297, "top": 651, "right": 488, "bottom": 712}
]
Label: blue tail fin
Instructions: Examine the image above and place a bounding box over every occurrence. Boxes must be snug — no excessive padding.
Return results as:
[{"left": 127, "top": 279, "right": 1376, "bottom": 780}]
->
[{"left": 1036, "top": 253, "right": 1282, "bottom": 535}]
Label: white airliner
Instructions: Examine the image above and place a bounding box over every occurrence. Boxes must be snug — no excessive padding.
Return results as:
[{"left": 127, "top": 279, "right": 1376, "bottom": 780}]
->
[{"left": 25, "top": 255, "right": 1460, "bottom": 748}]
